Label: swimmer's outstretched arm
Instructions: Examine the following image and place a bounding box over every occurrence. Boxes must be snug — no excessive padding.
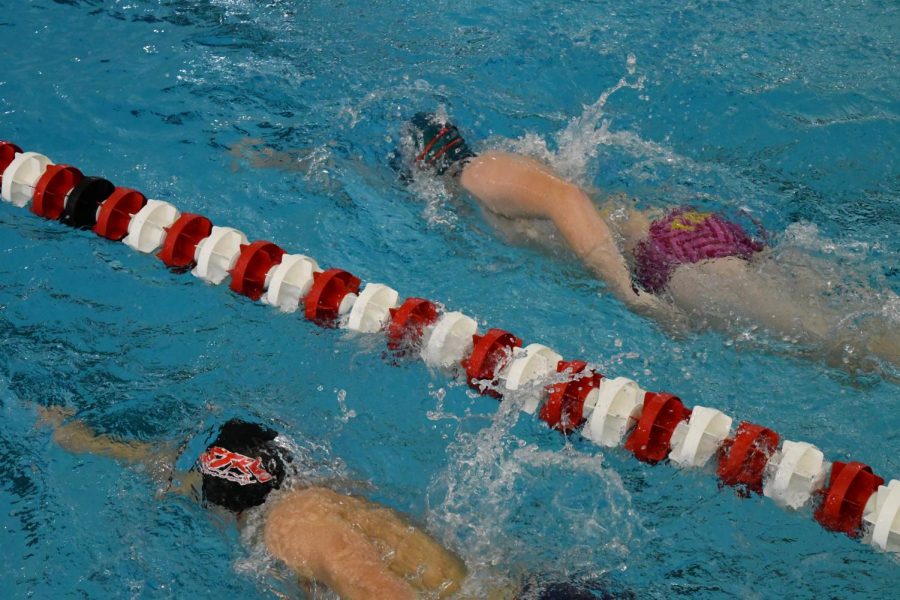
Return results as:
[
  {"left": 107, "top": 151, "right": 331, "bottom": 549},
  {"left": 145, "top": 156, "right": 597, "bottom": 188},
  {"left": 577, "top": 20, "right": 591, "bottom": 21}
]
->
[
  {"left": 229, "top": 137, "right": 329, "bottom": 173},
  {"left": 37, "top": 405, "right": 158, "bottom": 463},
  {"left": 36, "top": 405, "right": 188, "bottom": 488},
  {"left": 459, "top": 152, "right": 670, "bottom": 319}
]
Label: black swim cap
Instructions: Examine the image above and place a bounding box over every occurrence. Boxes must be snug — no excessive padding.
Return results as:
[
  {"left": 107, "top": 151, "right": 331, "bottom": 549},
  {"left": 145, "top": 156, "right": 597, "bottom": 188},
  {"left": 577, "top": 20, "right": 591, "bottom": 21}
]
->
[
  {"left": 407, "top": 112, "right": 476, "bottom": 176},
  {"left": 198, "top": 419, "right": 290, "bottom": 513}
]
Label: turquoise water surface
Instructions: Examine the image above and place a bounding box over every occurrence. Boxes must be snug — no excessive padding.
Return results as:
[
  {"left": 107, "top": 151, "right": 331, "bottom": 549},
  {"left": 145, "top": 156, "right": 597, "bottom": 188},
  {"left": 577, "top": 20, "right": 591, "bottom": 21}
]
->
[{"left": 1, "top": 1, "right": 898, "bottom": 598}]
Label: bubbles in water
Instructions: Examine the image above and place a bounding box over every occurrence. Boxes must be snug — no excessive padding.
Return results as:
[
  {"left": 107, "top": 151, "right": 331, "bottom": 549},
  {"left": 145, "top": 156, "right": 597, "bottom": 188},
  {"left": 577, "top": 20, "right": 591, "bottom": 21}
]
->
[
  {"left": 426, "top": 386, "right": 460, "bottom": 422},
  {"left": 626, "top": 53, "right": 636, "bottom": 75},
  {"left": 234, "top": 506, "right": 280, "bottom": 588},
  {"left": 335, "top": 388, "right": 356, "bottom": 422}
]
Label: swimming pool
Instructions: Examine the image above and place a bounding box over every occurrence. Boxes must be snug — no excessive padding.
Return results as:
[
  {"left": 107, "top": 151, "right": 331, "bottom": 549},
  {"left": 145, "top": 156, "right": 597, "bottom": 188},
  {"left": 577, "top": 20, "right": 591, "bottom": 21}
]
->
[{"left": 1, "top": 0, "right": 898, "bottom": 598}]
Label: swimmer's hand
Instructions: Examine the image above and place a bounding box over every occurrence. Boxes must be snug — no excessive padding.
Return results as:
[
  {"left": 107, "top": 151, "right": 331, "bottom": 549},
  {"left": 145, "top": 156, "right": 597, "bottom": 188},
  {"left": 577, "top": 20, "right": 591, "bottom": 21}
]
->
[
  {"left": 625, "top": 288, "right": 664, "bottom": 314},
  {"left": 229, "top": 136, "right": 331, "bottom": 174},
  {"left": 623, "top": 289, "right": 688, "bottom": 333},
  {"left": 35, "top": 404, "right": 76, "bottom": 430}
]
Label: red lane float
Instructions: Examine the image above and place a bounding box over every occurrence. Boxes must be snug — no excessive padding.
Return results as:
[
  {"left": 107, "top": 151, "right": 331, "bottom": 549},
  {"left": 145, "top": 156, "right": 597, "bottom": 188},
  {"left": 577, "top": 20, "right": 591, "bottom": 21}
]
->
[
  {"left": 158, "top": 213, "right": 213, "bottom": 268},
  {"left": 94, "top": 188, "right": 147, "bottom": 240},
  {"left": 624, "top": 392, "right": 691, "bottom": 464},
  {"left": 815, "top": 461, "right": 884, "bottom": 536},
  {"left": 304, "top": 268, "right": 361, "bottom": 325},
  {"left": 0, "top": 142, "right": 23, "bottom": 185},
  {"left": 31, "top": 165, "right": 84, "bottom": 219},
  {"left": 541, "top": 360, "right": 602, "bottom": 433},
  {"left": 229, "top": 240, "right": 286, "bottom": 300},
  {"left": 387, "top": 297, "right": 439, "bottom": 351},
  {"left": 462, "top": 328, "right": 522, "bottom": 397},
  {"left": 717, "top": 421, "right": 780, "bottom": 496}
]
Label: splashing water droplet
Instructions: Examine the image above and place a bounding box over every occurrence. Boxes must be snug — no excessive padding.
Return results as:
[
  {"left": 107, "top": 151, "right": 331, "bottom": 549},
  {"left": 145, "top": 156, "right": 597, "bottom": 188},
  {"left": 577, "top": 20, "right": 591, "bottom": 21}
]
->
[{"left": 336, "top": 388, "right": 356, "bottom": 422}]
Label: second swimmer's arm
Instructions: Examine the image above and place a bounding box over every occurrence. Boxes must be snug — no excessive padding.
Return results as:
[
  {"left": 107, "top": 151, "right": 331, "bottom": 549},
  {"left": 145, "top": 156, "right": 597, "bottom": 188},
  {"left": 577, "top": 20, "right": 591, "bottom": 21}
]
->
[
  {"left": 459, "top": 152, "right": 638, "bottom": 302},
  {"left": 37, "top": 405, "right": 185, "bottom": 489},
  {"left": 37, "top": 405, "right": 158, "bottom": 464}
]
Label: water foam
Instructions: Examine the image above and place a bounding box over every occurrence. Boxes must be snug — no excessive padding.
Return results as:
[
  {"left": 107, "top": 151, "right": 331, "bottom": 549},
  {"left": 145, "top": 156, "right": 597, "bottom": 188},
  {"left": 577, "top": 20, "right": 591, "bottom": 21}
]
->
[{"left": 426, "top": 384, "right": 642, "bottom": 594}]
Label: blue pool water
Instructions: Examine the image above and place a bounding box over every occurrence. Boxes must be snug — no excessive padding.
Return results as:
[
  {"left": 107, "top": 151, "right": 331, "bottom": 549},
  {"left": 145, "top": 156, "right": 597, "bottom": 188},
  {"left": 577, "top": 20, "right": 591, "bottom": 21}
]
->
[{"left": 1, "top": 1, "right": 898, "bottom": 598}]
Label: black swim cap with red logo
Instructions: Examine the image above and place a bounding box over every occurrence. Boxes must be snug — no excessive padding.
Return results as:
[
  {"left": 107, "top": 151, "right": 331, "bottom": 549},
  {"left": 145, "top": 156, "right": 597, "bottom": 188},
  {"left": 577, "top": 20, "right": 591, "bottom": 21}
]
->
[
  {"left": 408, "top": 112, "right": 476, "bottom": 176},
  {"left": 198, "top": 419, "right": 290, "bottom": 513}
]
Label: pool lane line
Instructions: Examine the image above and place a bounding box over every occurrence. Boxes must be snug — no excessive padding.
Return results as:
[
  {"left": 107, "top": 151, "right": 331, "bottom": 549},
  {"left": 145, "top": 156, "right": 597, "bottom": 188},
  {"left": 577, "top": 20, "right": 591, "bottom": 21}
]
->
[{"left": 2, "top": 140, "right": 899, "bottom": 555}]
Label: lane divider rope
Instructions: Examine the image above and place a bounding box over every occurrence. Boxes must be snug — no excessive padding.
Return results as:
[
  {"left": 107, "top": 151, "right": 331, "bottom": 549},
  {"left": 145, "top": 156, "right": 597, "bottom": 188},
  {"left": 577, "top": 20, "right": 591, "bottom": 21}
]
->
[{"left": 1, "top": 140, "right": 898, "bottom": 554}]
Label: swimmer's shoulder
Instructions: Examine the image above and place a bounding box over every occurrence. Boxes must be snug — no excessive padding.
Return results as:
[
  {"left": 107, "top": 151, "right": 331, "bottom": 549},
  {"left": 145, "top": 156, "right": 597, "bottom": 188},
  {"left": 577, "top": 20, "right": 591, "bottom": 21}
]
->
[
  {"left": 264, "top": 488, "right": 336, "bottom": 556},
  {"left": 266, "top": 487, "right": 367, "bottom": 519}
]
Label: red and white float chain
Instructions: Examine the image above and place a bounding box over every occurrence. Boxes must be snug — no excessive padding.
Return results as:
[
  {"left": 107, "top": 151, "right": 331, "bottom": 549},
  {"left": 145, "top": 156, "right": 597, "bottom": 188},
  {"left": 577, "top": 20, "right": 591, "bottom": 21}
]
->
[{"left": 2, "top": 141, "right": 898, "bottom": 554}]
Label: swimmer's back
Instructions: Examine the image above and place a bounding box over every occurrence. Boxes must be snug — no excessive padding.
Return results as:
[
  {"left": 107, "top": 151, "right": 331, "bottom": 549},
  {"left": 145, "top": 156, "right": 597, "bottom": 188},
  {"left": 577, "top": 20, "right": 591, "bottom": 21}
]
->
[{"left": 265, "top": 487, "right": 466, "bottom": 599}]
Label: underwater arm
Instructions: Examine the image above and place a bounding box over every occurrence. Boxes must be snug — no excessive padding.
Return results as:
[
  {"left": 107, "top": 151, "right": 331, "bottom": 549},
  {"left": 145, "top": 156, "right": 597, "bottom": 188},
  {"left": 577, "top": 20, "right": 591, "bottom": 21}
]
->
[
  {"left": 37, "top": 405, "right": 158, "bottom": 464},
  {"left": 229, "top": 137, "right": 326, "bottom": 173},
  {"left": 36, "top": 404, "right": 186, "bottom": 489}
]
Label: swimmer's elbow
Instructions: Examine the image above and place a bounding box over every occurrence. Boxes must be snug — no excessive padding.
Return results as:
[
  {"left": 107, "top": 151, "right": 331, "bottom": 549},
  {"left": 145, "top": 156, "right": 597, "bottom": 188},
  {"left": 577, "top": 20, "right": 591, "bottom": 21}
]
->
[{"left": 461, "top": 153, "right": 580, "bottom": 221}]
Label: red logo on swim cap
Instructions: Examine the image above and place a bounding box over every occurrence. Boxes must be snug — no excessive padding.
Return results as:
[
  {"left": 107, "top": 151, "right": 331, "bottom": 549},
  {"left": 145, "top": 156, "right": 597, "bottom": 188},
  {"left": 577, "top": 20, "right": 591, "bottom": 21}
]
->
[{"left": 199, "top": 446, "right": 274, "bottom": 486}]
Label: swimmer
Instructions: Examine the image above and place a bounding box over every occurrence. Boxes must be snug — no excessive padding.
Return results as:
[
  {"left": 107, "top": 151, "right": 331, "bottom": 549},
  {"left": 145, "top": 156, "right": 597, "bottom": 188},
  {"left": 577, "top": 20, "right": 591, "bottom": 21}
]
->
[
  {"left": 36, "top": 407, "right": 467, "bottom": 600},
  {"left": 399, "top": 112, "right": 900, "bottom": 374},
  {"left": 37, "top": 406, "right": 628, "bottom": 599}
]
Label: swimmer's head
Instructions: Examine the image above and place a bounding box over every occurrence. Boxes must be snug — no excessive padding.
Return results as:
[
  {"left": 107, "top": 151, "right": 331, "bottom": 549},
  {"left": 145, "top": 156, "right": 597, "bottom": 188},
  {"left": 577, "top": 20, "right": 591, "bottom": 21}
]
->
[
  {"left": 402, "top": 112, "right": 476, "bottom": 177},
  {"left": 198, "top": 419, "right": 290, "bottom": 513}
]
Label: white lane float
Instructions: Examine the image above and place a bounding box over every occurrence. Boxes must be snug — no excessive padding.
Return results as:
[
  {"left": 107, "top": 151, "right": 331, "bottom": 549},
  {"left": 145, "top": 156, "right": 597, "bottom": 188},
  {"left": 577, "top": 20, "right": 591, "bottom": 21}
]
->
[
  {"left": 422, "top": 311, "right": 478, "bottom": 368},
  {"left": 347, "top": 283, "right": 400, "bottom": 333},
  {"left": 123, "top": 200, "right": 181, "bottom": 253},
  {"left": 500, "top": 343, "right": 563, "bottom": 413},
  {"left": 582, "top": 376, "right": 645, "bottom": 447},
  {"left": 1, "top": 151, "right": 53, "bottom": 207},
  {"left": 192, "top": 226, "right": 248, "bottom": 285},
  {"left": 863, "top": 480, "right": 900, "bottom": 552},
  {"left": 264, "top": 254, "right": 321, "bottom": 312},
  {"left": 668, "top": 406, "right": 733, "bottom": 469},
  {"left": 763, "top": 440, "right": 828, "bottom": 510}
]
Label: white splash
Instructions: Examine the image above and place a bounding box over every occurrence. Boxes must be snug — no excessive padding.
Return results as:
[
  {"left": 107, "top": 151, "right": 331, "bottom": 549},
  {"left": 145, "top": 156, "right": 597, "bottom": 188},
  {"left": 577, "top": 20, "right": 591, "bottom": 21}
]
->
[
  {"left": 426, "top": 385, "right": 462, "bottom": 423},
  {"left": 426, "top": 385, "right": 641, "bottom": 593},
  {"left": 335, "top": 388, "right": 356, "bottom": 422}
]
